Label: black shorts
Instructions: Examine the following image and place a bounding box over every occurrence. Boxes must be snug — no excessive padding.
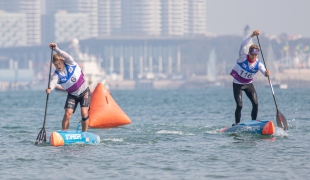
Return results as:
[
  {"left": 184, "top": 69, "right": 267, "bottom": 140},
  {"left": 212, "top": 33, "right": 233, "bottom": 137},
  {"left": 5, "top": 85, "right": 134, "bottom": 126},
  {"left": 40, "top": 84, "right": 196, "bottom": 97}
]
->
[{"left": 64, "top": 87, "right": 91, "bottom": 113}]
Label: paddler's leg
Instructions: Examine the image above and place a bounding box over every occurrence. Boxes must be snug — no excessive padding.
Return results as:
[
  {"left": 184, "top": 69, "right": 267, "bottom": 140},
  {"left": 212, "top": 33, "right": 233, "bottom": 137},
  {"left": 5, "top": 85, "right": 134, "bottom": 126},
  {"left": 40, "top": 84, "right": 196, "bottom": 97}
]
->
[
  {"left": 81, "top": 120, "right": 88, "bottom": 132},
  {"left": 62, "top": 108, "right": 73, "bottom": 130},
  {"left": 244, "top": 83, "right": 258, "bottom": 120},
  {"left": 81, "top": 107, "right": 89, "bottom": 132},
  {"left": 233, "top": 83, "right": 243, "bottom": 124},
  {"left": 63, "top": 94, "right": 77, "bottom": 131},
  {"left": 80, "top": 87, "right": 91, "bottom": 132}
]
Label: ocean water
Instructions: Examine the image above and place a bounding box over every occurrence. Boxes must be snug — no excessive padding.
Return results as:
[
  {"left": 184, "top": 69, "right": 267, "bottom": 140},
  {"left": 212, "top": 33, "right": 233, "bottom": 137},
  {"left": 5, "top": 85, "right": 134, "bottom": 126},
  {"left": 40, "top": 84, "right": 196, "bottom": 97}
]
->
[{"left": 0, "top": 87, "right": 309, "bottom": 180}]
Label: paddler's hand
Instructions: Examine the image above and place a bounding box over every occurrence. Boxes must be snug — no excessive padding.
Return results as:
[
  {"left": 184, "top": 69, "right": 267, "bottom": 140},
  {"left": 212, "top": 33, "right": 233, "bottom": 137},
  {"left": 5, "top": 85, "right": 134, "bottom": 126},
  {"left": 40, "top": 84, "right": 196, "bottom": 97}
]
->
[
  {"left": 250, "top": 30, "right": 260, "bottom": 37},
  {"left": 49, "top": 43, "right": 57, "bottom": 49},
  {"left": 265, "top": 70, "right": 270, "bottom": 76},
  {"left": 46, "top": 88, "right": 51, "bottom": 94}
]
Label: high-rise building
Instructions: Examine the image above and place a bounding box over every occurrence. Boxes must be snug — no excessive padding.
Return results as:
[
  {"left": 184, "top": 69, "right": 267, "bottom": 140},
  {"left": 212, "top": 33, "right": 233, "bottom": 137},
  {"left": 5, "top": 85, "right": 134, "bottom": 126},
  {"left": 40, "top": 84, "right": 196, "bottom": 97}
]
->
[
  {"left": 54, "top": 11, "right": 90, "bottom": 43},
  {"left": 0, "top": 0, "right": 208, "bottom": 47},
  {"left": 0, "top": 11, "right": 27, "bottom": 47},
  {"left": 131, "top": 0, "right": 162, "bottom": 36},
  {"left": 161, "top": 0, "right": 186, "bottom": 36},
  {"left": 45, "top": 0, "right": 98, "bottom": 41},
  {"left": 0, "top": 0, "right": 41, "bottom": 46},
  {"left": 98, "top": 0, "right": 122, "bottom": 37},
  {"left": 103, "top": 0, "right": 207, "bottom": 37},
  {"left": 186, "top": 0, "right": 207, "bottom": 35},
  {"left": 75, "top": 0, "right": 98, "bottom": 38}
]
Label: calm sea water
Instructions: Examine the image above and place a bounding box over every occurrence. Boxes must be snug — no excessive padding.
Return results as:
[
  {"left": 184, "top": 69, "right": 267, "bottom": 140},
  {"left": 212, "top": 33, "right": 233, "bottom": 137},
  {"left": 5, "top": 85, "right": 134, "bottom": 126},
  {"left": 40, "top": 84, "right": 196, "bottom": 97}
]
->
[{"left": 0, "top": 86, "right": 309, "bottom": 180}]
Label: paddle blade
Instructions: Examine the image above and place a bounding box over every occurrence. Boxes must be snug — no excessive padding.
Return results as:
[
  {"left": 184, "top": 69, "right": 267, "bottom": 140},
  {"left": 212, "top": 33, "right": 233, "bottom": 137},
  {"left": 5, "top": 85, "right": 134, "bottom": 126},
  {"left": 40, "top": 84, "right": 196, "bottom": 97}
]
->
[
  {"left": 35, "top": 128, "right": 46, "bottom": 145},
  {"left": 276, "top": 110, "right": 288, "bottom": 130}
]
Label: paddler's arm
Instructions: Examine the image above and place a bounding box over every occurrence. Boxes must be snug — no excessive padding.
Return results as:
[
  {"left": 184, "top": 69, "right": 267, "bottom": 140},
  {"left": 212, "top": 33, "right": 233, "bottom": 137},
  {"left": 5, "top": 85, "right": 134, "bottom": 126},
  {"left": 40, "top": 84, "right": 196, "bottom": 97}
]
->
[
  {"left": 258, "top": 63, "right": 270, "bottom": 77},
  {"left": 237, "top": 30, "right": 260, "bottom": 62},
  {"left": 238, "top": 36, "right": 252, "bottom": 59},
  {"left": 46, "top": 74, "right": 59, "bottom": 94},
  {"left": 50, "top": 43, "right": 76, "bottom": 66}
]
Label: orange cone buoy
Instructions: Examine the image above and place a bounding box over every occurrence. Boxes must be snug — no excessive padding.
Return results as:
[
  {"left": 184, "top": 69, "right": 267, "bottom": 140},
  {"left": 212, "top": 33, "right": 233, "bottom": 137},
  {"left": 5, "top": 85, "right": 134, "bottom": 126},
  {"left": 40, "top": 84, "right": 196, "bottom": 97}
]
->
[{"left": 89, "top": 83, "right": 131, "bottom": 128}]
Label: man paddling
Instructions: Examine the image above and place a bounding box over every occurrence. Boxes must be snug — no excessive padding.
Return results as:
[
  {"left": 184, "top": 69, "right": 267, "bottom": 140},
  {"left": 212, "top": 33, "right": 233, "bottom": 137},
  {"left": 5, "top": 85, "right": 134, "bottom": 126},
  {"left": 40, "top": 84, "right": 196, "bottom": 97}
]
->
[
  {"left": 46, "top": 43, "right": 90, "bottom": 132},
  {"left": 230, "top": 30, "right": 270, "bottom": 126}
]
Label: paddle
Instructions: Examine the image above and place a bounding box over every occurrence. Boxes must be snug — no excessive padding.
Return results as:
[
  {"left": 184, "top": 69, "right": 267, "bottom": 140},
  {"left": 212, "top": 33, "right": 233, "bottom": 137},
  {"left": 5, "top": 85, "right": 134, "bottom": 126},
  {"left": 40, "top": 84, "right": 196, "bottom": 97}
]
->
[
  {"left": 35, "top": 47, "right": 54, "bottom": 145},
  {"left": 256, "top": 36, "right": 288, "bottom": 130}
]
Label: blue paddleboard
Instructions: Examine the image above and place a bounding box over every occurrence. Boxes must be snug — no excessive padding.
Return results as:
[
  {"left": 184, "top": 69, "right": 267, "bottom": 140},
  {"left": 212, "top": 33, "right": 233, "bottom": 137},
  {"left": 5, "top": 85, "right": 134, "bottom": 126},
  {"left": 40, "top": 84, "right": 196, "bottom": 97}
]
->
[
  {"left": 220, "top": 120, "right": 275, "bottom": 135},
  {"left": 49, "top": 130, "right": 100, "bottom": 146}
]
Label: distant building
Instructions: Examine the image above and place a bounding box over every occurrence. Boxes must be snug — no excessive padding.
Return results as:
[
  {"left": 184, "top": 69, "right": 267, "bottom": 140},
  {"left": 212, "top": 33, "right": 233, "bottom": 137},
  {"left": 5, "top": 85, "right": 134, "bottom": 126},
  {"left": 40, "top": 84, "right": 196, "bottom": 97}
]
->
[
  {"left": 186, "top": 0, "right": 207, "bottom": 35},
  {"left": 98, "top": 0, "right": 207, "bottom": 37},
  {"left": 0, "top": 11, "right": 27, "bottom": 47},
  {"left": 0, "top": 0, "right": 41, "bottom": 47},
  {"left": 161, "top": 0, "right": 186, "bottom": 36},
  {"left": 134, "top": 0, "right": 162, "bottom": 36},
  {"left": 0, "top": 0, "right": 207, "bottom": 47},
  {"left": 45, "top": 0, "right": 98, "bottom": 39},
  {"left": 54, "top": 11, "right": 91, "bottom": 43},
  {"left": 76, "top": 0, "right": 98, "bottom": 38},
  {"left": 42, "top": 10, "right": 92, "bottom": 44},
  {"left": 162, "top": 0, "right": 208, "bottom": 36},
  {"left": 98, "top": 0, "right": 122, "bottom": 36}
]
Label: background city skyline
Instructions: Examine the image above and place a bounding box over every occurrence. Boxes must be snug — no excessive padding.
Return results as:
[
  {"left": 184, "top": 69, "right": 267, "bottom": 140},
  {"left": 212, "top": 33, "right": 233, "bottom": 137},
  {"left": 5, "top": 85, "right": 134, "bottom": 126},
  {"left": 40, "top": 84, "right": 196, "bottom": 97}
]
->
[
  {"left": 0, "top": 0, "right": 309, "bottom": 91},
  {"left": 1, "top": 0, "right": 209, "bottom": 47},
  {"left": 1, "top": 0, "right": 308, "bottom": 48}
]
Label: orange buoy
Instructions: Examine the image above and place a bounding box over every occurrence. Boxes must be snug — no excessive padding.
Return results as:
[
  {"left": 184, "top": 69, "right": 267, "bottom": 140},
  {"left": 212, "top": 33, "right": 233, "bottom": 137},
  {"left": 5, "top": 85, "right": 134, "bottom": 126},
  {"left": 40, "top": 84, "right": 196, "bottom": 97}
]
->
[{"left": 89, "top": 83, "right": 131, "bottom": 128}]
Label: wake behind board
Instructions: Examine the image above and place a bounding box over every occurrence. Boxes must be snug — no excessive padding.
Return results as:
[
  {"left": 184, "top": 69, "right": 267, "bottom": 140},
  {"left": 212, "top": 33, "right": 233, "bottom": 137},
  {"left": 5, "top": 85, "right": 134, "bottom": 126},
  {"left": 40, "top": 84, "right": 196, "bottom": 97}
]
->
[
  {"left": 220, "top": 120, "right": 275, "bottom": 135},
  {"left": 49, "top": 130, "right": 100, "bottom": 146}
]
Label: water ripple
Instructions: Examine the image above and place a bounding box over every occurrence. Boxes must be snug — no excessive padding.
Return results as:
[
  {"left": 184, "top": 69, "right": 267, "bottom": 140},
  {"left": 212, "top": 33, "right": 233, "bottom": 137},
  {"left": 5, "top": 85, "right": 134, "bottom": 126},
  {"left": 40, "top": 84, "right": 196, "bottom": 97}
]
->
[{"left": 0, "top": 89, "right": 309, "bottom": 179}]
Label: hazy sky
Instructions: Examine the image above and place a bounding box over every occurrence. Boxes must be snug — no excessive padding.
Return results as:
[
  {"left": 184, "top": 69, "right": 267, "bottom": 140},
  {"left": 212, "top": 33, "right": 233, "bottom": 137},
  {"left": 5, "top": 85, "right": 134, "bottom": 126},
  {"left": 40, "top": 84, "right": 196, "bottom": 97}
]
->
[{"left": 207, "top": 0, "right": 309, "bottom": 38}]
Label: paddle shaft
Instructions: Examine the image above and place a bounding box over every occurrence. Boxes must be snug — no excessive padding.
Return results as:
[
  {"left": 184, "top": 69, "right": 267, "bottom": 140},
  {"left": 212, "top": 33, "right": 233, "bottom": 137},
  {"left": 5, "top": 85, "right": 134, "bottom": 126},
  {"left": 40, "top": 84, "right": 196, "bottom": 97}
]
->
[
  {"left": 256, "top": 36, "right": 279, "bottom": 110},
  {"left": 42, "top": 47, "right": 54, "bottom": 128},
  {"left": 256, "top": 36, "right": 288, "bottom": 130}
]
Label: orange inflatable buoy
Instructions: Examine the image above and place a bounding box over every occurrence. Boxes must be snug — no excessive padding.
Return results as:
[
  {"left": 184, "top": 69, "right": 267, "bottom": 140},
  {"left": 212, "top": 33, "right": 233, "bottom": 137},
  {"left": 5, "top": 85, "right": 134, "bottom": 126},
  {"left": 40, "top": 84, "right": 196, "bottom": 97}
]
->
[{"left": 89, "top": 83, "right": 131, "bottom": 128}]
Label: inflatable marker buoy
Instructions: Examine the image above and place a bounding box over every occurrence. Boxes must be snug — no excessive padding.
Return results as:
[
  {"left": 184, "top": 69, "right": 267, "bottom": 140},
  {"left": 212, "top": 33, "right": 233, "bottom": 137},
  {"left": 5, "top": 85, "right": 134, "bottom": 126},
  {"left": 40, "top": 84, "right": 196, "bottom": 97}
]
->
[{"left": 89, "top": 83, "right": 131, "bottom": 128}]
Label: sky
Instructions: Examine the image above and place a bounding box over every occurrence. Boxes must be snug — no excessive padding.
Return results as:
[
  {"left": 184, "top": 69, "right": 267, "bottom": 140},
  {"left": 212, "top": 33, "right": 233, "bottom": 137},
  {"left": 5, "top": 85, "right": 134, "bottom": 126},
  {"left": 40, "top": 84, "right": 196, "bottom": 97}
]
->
[{"left": 207, "top": 0, "right": 309, "bottom": 38}]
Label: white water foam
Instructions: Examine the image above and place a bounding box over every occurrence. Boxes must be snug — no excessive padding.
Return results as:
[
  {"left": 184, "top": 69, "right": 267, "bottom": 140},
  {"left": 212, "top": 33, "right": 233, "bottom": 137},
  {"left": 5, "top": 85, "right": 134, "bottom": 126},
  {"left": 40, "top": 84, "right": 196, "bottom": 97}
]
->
[
  {"left": 273, "top": 127, "right": 289, "bottom": 137},
  {"left": 157, "top": 130, "right": 183, "bottom": 135},
  {"left": 103, "top": 138, "right": 124, "bottom": 142}
]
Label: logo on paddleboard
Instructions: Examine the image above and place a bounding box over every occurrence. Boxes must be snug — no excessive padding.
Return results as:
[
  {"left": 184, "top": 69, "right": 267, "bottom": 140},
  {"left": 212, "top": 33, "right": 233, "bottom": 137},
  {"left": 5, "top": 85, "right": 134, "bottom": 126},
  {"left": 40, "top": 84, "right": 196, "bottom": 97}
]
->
[
  {"left": 240, "top": 126, "right": 260, "bottom": 132},
  {"left": 65, "top": 134, "right": 82, "bottom": 140}
]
